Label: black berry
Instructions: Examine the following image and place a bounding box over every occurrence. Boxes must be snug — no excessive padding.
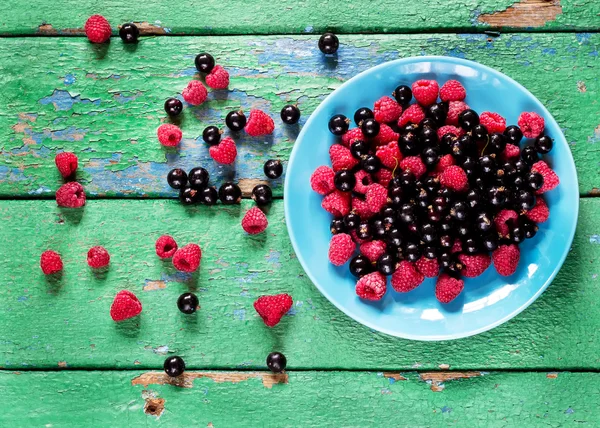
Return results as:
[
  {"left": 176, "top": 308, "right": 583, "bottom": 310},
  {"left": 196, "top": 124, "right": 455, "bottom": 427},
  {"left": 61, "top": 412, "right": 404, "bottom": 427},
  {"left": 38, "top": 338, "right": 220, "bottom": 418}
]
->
[
  {"left": 458, "top": 109, "right": 479, "bottom": 131},
  {"left": 264, "top": 159, "right": 283, "bottom": 179},
  {"left": 119, "top": 23, "right": 139, "bottom": 43},
  {"left": 328, "top": 114, "right": 349, "bottom": 135},
  {"left": 404, "top": 241, "right": 421, "bottom": 263},
  {"left": 318, "top": 33, "right": 339, "bottom": 54},
  {"left": 357, "top": 221, "right": 372, "bottom": 240},
  {"left": 354, "top": 107, "right": 374, "bottom": 126},
  {"left": 526, "top": 172, "right": 544, "bottom": 191},
  {"left": 344, "top": 213, "right": 361, "bottom": 230},
  {"left": 504, "top": 125, "right": 523, "bottom": 145},
  {"left": 471, "top": 124, "right": 488, "bottom": 144},
  {"left": 488, "top": 133, "right": 506, "bottom": 154},
  {"left": 167, "top": 168, "right": 187, "bottom": 189},
  {"left": 188, "top": 167, "right": 209, "bottom": 190},
  {"left": 392, "top": 85, "right": 412, "bottom": 106},
  {"left": 360, "top": 118, "right": 380, "bottom": 138},
  {"left": 521, "top": 146, "right": 539, "bottom": 165},
  {"left": 426, "top": 103, "right": 448, "bottom": 126},
  {"left": 177, "top": 292, "right": 199, "bottom": 314},
  {"left": 252, "top": 184, "right": 272, "bottom": 206},
  {"left": 218, "top": 182, "right": 241, "bottom": 205},
  {"left": 281, "top": 105, "right": 301, "bottom": 124},
  {"left": 516, "top": 189, "right": 535, "bottom": 211},
  {"left": 399, "top": 132, "right": 419, "bottom": 155},
  {"left": 334, "top": 170, "right": 356, "bottom": 192},
  {"left": 179, "top": 187, "right": 199, "bottom": 205},
  {"left": 164, "top": 98, "right": 183, "bottom": 116},
  {"left": 534, "top": 135, "right": 553, "bottom": 154},
  {"left": 377, "top": 253, "right": 397, "bottom": 276},
  {"left": 164, "top": 356, "right": 185, "bottom": 377},
  {"left": 350, "top": 140, "right": 369, "bottom": 159},
  {"left": 361, "top": 154, "right": 381, "bottom": 173},
  {"left": 200, "top": 186, "right": 218, "bottom": 205},
  {"left": 350, "top": 255, "right": 373, "bottom": 277},
  {"left": 521, "top": 218, "right": 538, "bottom": 239},
  {"left": 330, "top": 218, "right": 347, "bottom": 234},
  {"left": 266, "top": 352, "right": 287, "bottom": 373},
  {"left": 202, "top": 126, "right": 222, "bottom": 146},
  {"left": 226, "top": 110, "right": 247, "bottom": 132},
  {"left": 195, "top": 53, "right": 215, "bottom": 73}
]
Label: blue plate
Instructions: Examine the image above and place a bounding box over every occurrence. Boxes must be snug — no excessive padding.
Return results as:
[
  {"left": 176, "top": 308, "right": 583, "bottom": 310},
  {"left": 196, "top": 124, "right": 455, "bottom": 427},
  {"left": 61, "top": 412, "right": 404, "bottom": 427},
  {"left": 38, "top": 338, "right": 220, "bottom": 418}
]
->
[{"left": 284, "top": 56, "right": 579, "bottom": 341}]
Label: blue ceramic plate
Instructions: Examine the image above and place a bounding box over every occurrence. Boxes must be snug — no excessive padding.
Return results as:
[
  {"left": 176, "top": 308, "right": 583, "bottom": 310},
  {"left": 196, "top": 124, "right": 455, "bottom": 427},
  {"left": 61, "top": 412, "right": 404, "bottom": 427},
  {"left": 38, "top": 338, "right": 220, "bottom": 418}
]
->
[{"left": 284, "top": 56, "right": 578, "bottom": 341}]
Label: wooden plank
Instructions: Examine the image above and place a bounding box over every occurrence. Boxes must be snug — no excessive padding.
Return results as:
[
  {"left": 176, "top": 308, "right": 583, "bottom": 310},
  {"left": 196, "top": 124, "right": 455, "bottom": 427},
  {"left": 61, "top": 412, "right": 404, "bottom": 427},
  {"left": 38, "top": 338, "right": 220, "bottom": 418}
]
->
[
  {"left": 1, "top": 34, "right": 599, "bottom": 198},
  {"left": 0, "top": 0, "right": 599, "bottom": 35},
  {"left": 1, "top": 198, "right": 599, "bottom": 370},
  {"left": 1, "top": 369, "right": 599, "bottom": 426}
]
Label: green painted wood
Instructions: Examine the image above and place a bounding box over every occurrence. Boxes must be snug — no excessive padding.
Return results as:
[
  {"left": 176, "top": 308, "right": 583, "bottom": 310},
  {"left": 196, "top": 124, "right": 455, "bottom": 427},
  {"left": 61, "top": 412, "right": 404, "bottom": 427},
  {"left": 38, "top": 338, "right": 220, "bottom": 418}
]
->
[
  {"left": 1, "top": 198, "right": 599, "bottom": 370},
  {"left": 1, "top": 34, "right": 599, "bottom": 198},
  {"left": 1, "top": 369, "right": 598, "bottom": 426},
  {"left": 0, "top": 0, "right": 599, "bottom": 35}
]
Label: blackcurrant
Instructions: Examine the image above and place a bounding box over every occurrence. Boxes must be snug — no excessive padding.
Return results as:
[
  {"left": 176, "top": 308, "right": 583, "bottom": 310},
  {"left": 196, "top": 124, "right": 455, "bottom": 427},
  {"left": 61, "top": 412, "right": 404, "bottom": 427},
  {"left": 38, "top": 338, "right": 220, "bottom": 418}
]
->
[
  {"left": 471, "top": 124, "right": 488, "bottom": 144},
  {"left": 400, "top": 132, "right": 419, "bottom": 155},
  {"left": 280, "top": 104, "right": 301, "bottom": 124},
  {"left": 361, "top": 154, "right": 381, "bottom": 173},
  {"left": 330, "top": 217, "right": 347, "bottom": 234},
  {"left": 361, "top": 118, "right": 380, "bottom": 138},
  {"left": 328, "top": 114, "right": 349, "bottom": 135},
  {"left": 534, "top": 135, "right": 553, "bottom": 154},
  {"left": 420, "top": 126, "right": 439, "bottom": 146},
  {"left": 354, "top": 107, "right": 374, "bottom": 126},
  {"left": 421, "top": 146, "right": 440, "bottom": 167},
  {"left": 226, "top": 110, "right": 247, "bottom": 131},
  {"left": 516, "top": 189, "right": 535, "bottom": 211},
  {"left": 167, "top": 168, "right": 188, "bottom": 189},
  {"left": 450, "top": 201, "right": 468, "bottom": 221},
  {"left": 119, "top": 23, "right": 139, "bottom": 43},
  {"left": 404, "top": 242, "right": 421, "bottom": 263},
  {"left": 164, "top": 98, "right": 183, "bottom": 116},
  {"left": 195, "top": 53, "right": 215, "bottom": 73},
  {"left": 388, "top": 185, "right": 403, "bottom": 207},
  {"left": 200, "top": 186, "right": 218, "bottom": 205},
  {"left": 510, "top": 224, "right": 526, "bottom": 244},
  {"left": 488, "top": 133, "right": 506, "bottom": 154},
  {"left": 357, "top": 221, "right": 372, "bottom": 240},
  {"left": 423, "top": 246, "right": 438, "bottom": 260},
  {"left": 179, "top": 187, "right": 199, "bottom": 205},
  {"left": 521, "top": 146, "right": 539, "bottom": 165},
  {"left": 420, "top": 118, "right": 438, "bottom": 130},
  {"left": 463, "top": 236, "right": 480, "bottom": 254},
  {"left": 266, "top": 352, "right": 287, "bottom": 373},
  {"left": 420, "top": 222, "right": 437, "bottom": 243},
  {"left": 164, "top": 356, "right": 185, "bottom": 377},
  {"left": 392, "top": 85, "right": 412, "bottom": 106},
  {"left": 252, "top": 184, "right": 272, "bottom": 206},
  {"left": 482, "top": 235, "right": 498, "bottom": 251},
  {"left": 475, "top": 212, "right": 493, "bottom": 233},
  {"left": 350, "top": 255, "right": 372, "bottom": 277},
  {"left": 188, "top": 167, "right": 209, "bottom": 190},
  {"left": 318, "top": 33, "right": 339, "bottom": 54},
  {"left": 202, "top": 126, "right": 222, "bottom": 146},
  {"left": 521, "top": 218, "right": 539, "bottom": 239},
  {"left": 458, "top": 109, "right": 479, "bottom": 131},
  {"left": 386, "top": 228, "right": 403, "bottom": 249},
  {"left": 344, "top": 213, "right": 361, "bottom": 230},
  {"left": 218, "top": 182, "right": 241, "bottom": 204},
  {"left": 350, "top": 140, "right": 369, "bottom": 159},
  {"left": 177, "top": 292, "right": 199, "bottom": 314},
  {"left": 503, "top": 125, "right": 523, "bottom": 145},
  {"left": 399, "top": 203, "right": 416, "bottom": 224},
  {"left": 479, "top": 155, "right": 496, "bottom": 176},
  {"left": 334, "top": 170, "right": 356, "bottom": 192},
  {"left": 399, "top": 171, "right": 416, "bottom": 191},
  {"left": 377, "top": 253, "right": 397, "bottom": 276},
  {"left": 426, "top": 103, "right": 448, "bottom": 126},
  {"left": 264, "top": 159, "right": 283, "bottom": 179},
  {"left": 526, "top": 172, "right": 544, "bottom": 191}
]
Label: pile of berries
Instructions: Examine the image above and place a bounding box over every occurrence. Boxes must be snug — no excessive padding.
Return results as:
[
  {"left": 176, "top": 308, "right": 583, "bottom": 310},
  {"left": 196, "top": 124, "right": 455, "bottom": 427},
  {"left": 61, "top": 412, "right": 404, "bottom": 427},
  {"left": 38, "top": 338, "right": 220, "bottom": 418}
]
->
[{"left": 312, "top": 79, "right": 559, "bottom": 303}]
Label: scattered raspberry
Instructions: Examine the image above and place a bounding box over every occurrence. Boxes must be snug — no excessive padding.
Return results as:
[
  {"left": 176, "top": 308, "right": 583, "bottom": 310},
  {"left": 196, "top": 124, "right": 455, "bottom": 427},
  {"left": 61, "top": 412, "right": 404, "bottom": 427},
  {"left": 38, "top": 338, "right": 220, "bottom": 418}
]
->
[
  {"left": 451, "top": 239, "right": 463, "bottom": 254},
  {"left": 439, "top": 80, "right": 466, "bottom": 102},
  {"left": 495, "top": 209, "right": 519, "bottom": 237},
  {"left": 479, "top": 112, "right": 506, "bottom": 134},
  {"left": 445, "top": 101, "right": 469, "bottom": 126},
  {"left": 531, "top": 161, "right": 559, "bottom": 194},
  {"left": 397, "top": 104, "right": 425, "bottom": 127},
  {"left": 84, "top": 15, "right": 111, "bottom": 44},
  {"left": 376, "top": 141, "right": 402, "bottom": 169},
  {"left": 440, "top": 165, "right": 468, "bottom": 192},
  {"left": 328, "top": 233, "right": 356, "bottom": 266},
  {"left": 373, "top": 124, "right": 400, "bottom": 145},
  {"left": 242, "top": 207, "right": 268, "bottom": 234},
  {"left": 56, "top": 182, "right": 86, "bottom": 208},
  {"left": 341, "top": 128, "right": 365, "bottom": 147},
  {"left": 182, "top": 81, "right": 207, "bottom": 105},
  {"left": 40, "top": 250, "right": 63, "bottom": 275},
  {"left": 525, "top": 197, "right": 549, "bottom": 223},
  {"left": 110, "top": 290, "right": 142, "bottom": 322},
  {"left": 415, "top": 256, "right": 439, "bottom": 278},
  {"left": 365, "top": 183, "right": 388, "bottom": 213},
  {"left": 253, "top": 294, "right": 293, "bottom": 327},
  {"left": 399, "top": 156, "right": 426, "bottom": 178},
  {"left": 172, "top": 243, "right": 202, "bottom": 273},
  {"left": 157, "top": 124, "right": 182, "bottom": 147},
  {"left": 412, "top": 79, "right": 439, "bottom": 106},
  {"left": 321, "top": 190, "right": 351, "bottom": 217},
  {"left": 209, "top": 136, "right": 237, "bottom": 164},
  {"left": 245, "top": 109, "right": 275, "bottom": 136},
  {"left": 356, "top": 272, "right": 387, "bottom": 300},
  {"left": 492, "top": 244, "right": 520, "bottom": 276},
  {"left": 502, "top": 144, "right": 521, "bottom": 161},
  {"left": 373, "top": 96, "right": 402, "bottom": 123},
  {"left": 353, "top": 170, "right": 372, "bottom": 194},
  {"left": 205, "top": 65, "right": 229, "bottom": 89},
  {"left": 374, "top": 168, "right": 393, "bottom": 187},
  {"left": 155, "top": 235, "right": 178, "bottom": 259},
  {"left": 360, "top": 240, "right": 387, "bottom": 263},
  {"left": 55, "top": 152, "right": 78, "bottom": 178},
  {"left": 391, "top": 261, "right": 424, "bottom": 292},
  {"left": 87, "top": 246, "right": 110, "bottom": 268},
  {"left": 310, "top": 166, "right": 336, "bottom": 195},
  {"left": 352, "top": 196, "right": 375, "bottom": 219},
  {"left": 437, "top": 125, "right": 464, "bottom": 140},
  {"left": 329, "top": 144, "right": 359, "bottom": 171},
  {"left": 435, "top": 154, "right": 456, "bottom": 173},
  {"left": 435, "top": 274, "right": 464, "bottom": 303},
  {"left": 458, "top": 254, "right": 491, "bottom": 278},
  {"left": 518, "top": 112, "right": 545, "bottom": 139}
]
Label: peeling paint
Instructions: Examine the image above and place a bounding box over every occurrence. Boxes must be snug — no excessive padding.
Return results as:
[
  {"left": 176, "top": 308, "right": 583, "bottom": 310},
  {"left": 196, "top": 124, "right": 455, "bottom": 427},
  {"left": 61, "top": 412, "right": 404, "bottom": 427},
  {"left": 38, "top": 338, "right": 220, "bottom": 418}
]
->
[
  {"left": 131, "top": 371, "right": 288, "bottom": 389},
  {"left": 479, "top": 0, "right": 563, "bottom": 28},
  {"left": 420, "top": 372, "right": 483, "bottom": 392}
]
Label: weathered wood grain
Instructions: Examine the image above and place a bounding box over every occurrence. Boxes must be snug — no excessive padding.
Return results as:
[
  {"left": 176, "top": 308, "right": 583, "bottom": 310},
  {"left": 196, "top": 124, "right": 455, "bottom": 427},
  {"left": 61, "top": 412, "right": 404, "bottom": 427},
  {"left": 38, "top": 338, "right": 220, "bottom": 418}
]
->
[
  {"left": 1, "top": 34, "right": 599, "bottom": 198},
  {"left": 1, "top": 198, "right": 599, "bottom": 370},
  {"left": 1, "top": 369, "right": 598, "bottom": 426}
]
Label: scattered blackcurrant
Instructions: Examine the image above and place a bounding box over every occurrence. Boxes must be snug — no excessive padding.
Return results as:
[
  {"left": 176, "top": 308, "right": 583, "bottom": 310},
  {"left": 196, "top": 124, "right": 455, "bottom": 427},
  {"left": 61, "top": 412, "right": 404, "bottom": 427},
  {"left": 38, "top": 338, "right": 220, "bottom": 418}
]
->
[
  {"left": 266, "top": 352, "right": 287, "bottom": 373},
  {"left": 252, "top": 184, "right": 272, "bottom": 206},
  {"left": 281, "top": 105, "right": 301, "bottom": 125},
  {"left": 164, "top": 98, "right": 183, "bottom": 116},
  {"left": 218, "top": 182, "right": 241, "bottom": 205},
  {"left": 264, "top": 159, "right": 283, "bottom": 179},
  {"left": 226, "top": 110, "right": 247, "bottom": 131},
  {"left": 195, "top": 53, "right": 215, "bottom": 73},
  {"left": 177, "top": 292, "right": 199, "bottom": 314},
  {"left": 318, "top": 33, "right": 339, "bottom": 54}
]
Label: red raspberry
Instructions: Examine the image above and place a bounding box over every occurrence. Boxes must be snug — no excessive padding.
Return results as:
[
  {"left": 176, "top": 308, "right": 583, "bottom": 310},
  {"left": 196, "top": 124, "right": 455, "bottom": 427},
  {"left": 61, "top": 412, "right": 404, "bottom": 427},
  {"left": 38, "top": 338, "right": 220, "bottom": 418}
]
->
[
  {"left": 182, "top": 81, "right": 207, "bottom": 105},
  {"left": 415, "top": 256, "right": 439, "bottom": 278},
  {"left": 365, "top": 183, "right": 388, "bottom": 213},
  {"left": 525, "top": 197, "right": 549, "bottom": 223},
  {"left": 397, "top": 104, "right": 425, "bottom": 127},
  {"left": 87, "top": 246, "right": 110, "bottom": 268},
  {"left": 40, "top": 250, "right": 63, "bottom": 275},
  {"left": 435, "top": 274, "right": 464, "bottom": 303},
  {"left": 245, "top": 109, "right": 275, "bottom": 136},
  {"left": 360, "top": 240, "right": 387, "bottom": 263},
  {"left": 329, "top": 144, "right": 358, "bottom": 171},
  {"left": 353, "top": 170, "right": 372, "bottom": 194},
  {"left": 241, "top": 207, "right": 268, "bottom": 234},
  {"left": 502, "top": 144, "right": 521, "bottom": 161},
  {"left": 492, "top": 244, "right": 520, "bottom": 276},
  {"left": 391, "top": 261, "right": 424, "bottom": 292},
  {"left": 110, "top": 290, "right": 142, "bottom": 322},
  {"left": 205, "top": 65, "right": 229, "bottom": 89},
  {"left": 328, "top": 233, "right": 356, "bottom": 266},
  {"left": 56, "top": 182, "right": 86, "bottom": 208},
  {"left": 55, "top": 152, "right": 78, "bottom": 178},
  {"left": 310, "top": 166, "right": 336, "bottom": 195},
  {"left": 341, "top": 128, "right": 364, "bottom": 147},
  {"left": 209, "top": 136, "right": 237, "bottom": 164},
  {"left": 458, "top": 254, "right": 491, "bottom": 278},
  {"left": 84, "top": 15, "right": 111, "bottom": 44},
  {"left": 356, "top": 272, "right": 387, "bottom": 301},
  {"left": 321, "top": 190, "right": 351, "bottom": 217},
  {"left": 376, "top": 141, "right": 402, "bottom": 168},
  {"left": 373, "top": 124, "right": 399, "bottom": 145},
  {"left": 412, "top": 79, "right": 439, "bottom": 106},
  {"left": 155, "top": 235, "right": 178, "bottom": 259},
  {"left": 399, "top": 156, "right": 426, "bottom": 178},
  {"left": 531, "top": 161, "right": 559, "bottom": 194},
  {"left": 435, "top": 154, "right": 456, "bottom": 173},
  {"left": 445, "top": 101, "right": 469, "bottom": 126},
  {"left": 172, "top": 243, "right": 202, "bottom": 273},
  {"left": 451, "top": 239, "right": 463, "bottom": 254},
  {"left": 440, "top": 165, "right": 468, "bottom": 192},
  {"left": 479, "top": 112, "right": 506, "bottom": 134},
  {"left": 440, "top": 80, "right": 466, "bottom": 102},
  {"left": 157, "top": 124, "right": 182, "bottom": 147},
  {"left": 373, "top": 96, "right": 402, "bottom": 123},
  {"left": 253, "top": 294, "right": 293, "bottom": 327},
  {"left": 518, "top": 112, "right": 545, "bottom": 139},
  {"left": 374, "top": 168, "right": 393, "bottom": 187},
  {"left": 437, "top": 125, "right": 464, "bottom": 140},
  {"left": 352, "top": 196, "right": 375, "bottom": 219},
  {"left": 495, "top": 209, "right": 519, "bottom": 237}
]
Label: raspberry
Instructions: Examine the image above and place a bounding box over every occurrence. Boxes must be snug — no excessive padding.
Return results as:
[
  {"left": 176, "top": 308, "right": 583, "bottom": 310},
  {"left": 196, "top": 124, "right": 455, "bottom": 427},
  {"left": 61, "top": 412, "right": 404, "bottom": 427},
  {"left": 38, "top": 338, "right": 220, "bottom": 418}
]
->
[
  {"left": 40, "top": 250, "right": 63, "bottom": 275},
  {"left": 492, "top": 244, "right": 520, "bottom": 276},
  {"left": 412, "top": 79, "right": 439, "bottom": 106},
  {"left": 502, "top": 144, "right": 521, "bottom": 161},
  {"left": 209, "top": 136, "right": 237, "bottom": 164},
  {"left": 435, "top": 154, "right": 456, "bottom": 173},
  {"left": 360, "top": 240, "right": 387, "bottom": 263},
  {"left": 518, "top": 112, "right": 545, "bottom": 139},
  {"left": 415, "top": 256, "right": 439, "bottom": 278},
  {"left": 437, "top": 125, "right": 464, "bottom": 140},
  {"left": 87, "top": 246, "right": 110, "bottom": 268},
  {"left": 56, "top": 182, "right": 86, "bottom": 208},
  {"left": 205, "top": 65, "right": 229, "bottom": 89},
  {"left": 495, "top": 209, "right": 519, "bottom": 237},
  {"left": 440, "top": 80, "right": 466, "bottom": 102},
  {"left": 531, "top": 161, "right": 559, "bottom": 194},
  {"left": 352, "top": 196, "right": 375, "bottom": 219},
  {"left": 397, "top": 104, "right": 425, "bottom": 127},
  {"left": 376, "top": 141, "right": 402, "bottom": 169},
  {"left": 391, "top": 261, "right": 424, "bottom": 292},
  {"left": 329, "top": 144, "right": 358, "bottom": 171},
  {"left": 355, "top": 272, "right": 387, "bottom": 300},
  {"left": 440, "top": 165, "right": 468, "bottom": 192},
  {"left": 55, "top": 152, "right": 78, "bottom": 178},
  {"left": 310, "top": 166, "right": 336, "bottom": 195},
  {"left": 480, "top": 112, "right": 506, "bottom": 134},
  {"left": 84, "top": 15, "right": 111, "bottom": 44},
  {"left": 245, "top": 109, "right": 275, "bottom": 136},
  {"left": 172, "top": 243, "right": 202, "bottom": 273},
  {"left": 242, "top": 207, "right": 268, "bottom": 234},
  {"left": 373, "top": 124, "right": 400, "bottom": 145},
  {"left": 155, "top": 235, "right": 178, "bottom": 259},
  {"left": 328, "top": 233, "right": 356, "bottom": 266},
  {"left": 157, "top": 124, "right": 182, "bottom": 147},
  {"left": 399, "top": 156, "right": 426, "bottom": 178},
  {"left": 451, "top": 238, "right": 463, "bottom": 254},
  {"left": 341, "top": 128, "right": 364, "bottom": 147},
  {"left": 435, "top": 274, "right": 464, "bottom": 303},
  {"left": 110, "top": 290, "right": 142, "bottom": 322},
  {"left": 445, "top": 101, "right": 469, "bottom": 126},
  {"left": 365, "top": 183, "right": 388, "bottom": 213},
  {"left": 182, "top": 81, "right": 207, "bottom": 105},
  {"left": 321, "top": 190, "right": 351, "bottom": 217},
  {"left": 458, "top": 254, "right": 491, "bottom": 278},
  {"left": 374, "top": 168, "right": 393, "bottom": 187},
  {"left": 253, "top": 294, "right": 293, "bottom": 327},
  {"left": 353, "top": 170, "right": 372, "bottom": 194},
  {"left": 525, "top": 197, "right": 549, "bottom": 223},
  {"left": 373, "top": 96, "right": 402, "bottom": 123}
]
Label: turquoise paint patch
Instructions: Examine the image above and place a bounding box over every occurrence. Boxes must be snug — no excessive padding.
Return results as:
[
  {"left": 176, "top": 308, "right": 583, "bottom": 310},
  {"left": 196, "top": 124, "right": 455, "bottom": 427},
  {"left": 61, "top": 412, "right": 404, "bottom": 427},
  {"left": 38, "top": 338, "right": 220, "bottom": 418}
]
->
[
  {"left": 63, "top": 73, "right": 76, "bottom": 85},
  {"left": 590, "top": 235, "right": 600, "bottom": 244},
  {"left": 39, "top": 89, "right": 101, "bottom": 111}
]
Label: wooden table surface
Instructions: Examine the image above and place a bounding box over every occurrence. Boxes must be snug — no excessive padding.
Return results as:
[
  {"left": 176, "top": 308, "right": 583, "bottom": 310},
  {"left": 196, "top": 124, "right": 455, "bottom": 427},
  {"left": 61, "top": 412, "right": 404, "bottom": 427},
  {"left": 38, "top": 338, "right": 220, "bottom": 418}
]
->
[{"left": 1, "top": 1, "right": 600, "bottom": 426}]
